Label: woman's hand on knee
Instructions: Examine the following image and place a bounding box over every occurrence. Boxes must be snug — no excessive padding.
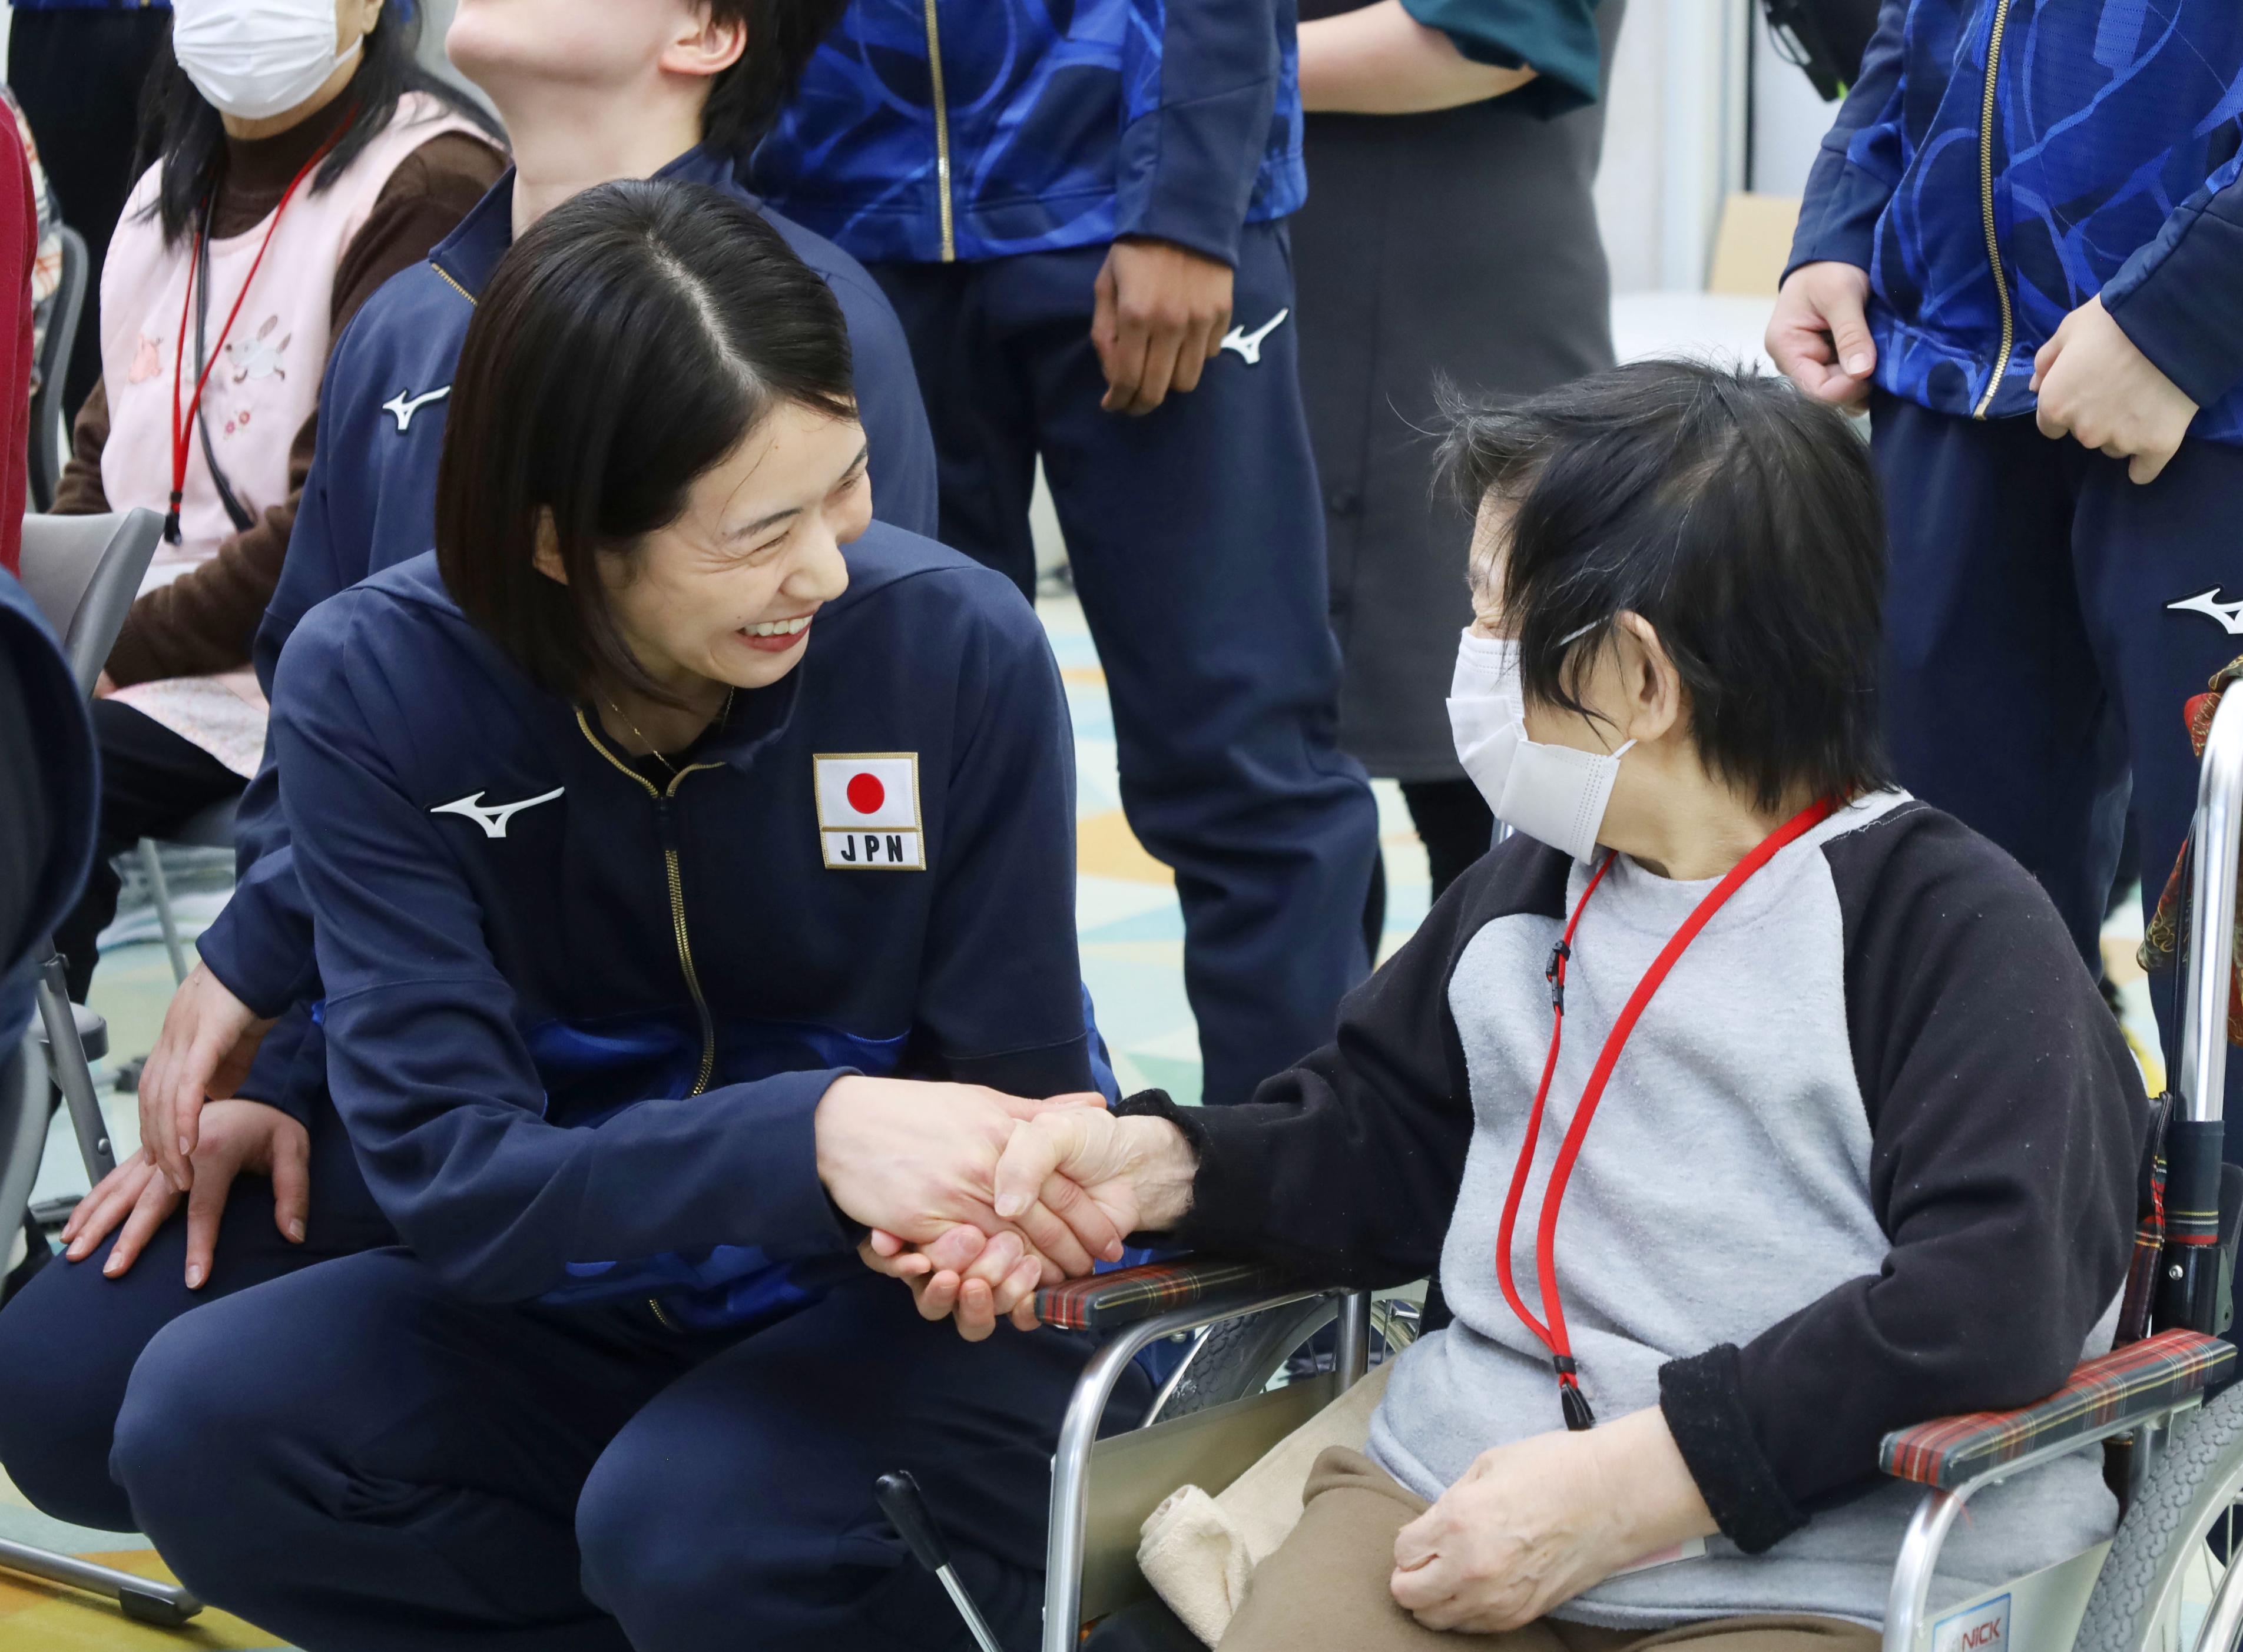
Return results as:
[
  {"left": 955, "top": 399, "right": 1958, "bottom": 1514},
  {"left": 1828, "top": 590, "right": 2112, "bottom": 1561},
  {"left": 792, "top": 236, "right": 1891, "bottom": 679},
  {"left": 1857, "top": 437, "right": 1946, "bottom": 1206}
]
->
[
  {"left": 59, "top": 1100, "right": 309, "bottom": 1289},
  {"left": 1388, "top": 1408, "right": 1715, "bottom": 1633},
  {"left": 138, "top": 963, "right": 277, "bottom": 1195}
]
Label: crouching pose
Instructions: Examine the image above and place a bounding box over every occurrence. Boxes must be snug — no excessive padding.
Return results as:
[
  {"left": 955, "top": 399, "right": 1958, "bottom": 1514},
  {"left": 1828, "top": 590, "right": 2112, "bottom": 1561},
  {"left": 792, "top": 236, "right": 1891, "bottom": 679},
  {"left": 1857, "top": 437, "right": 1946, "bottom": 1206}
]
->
[
  {"left": 888, "top": 362, "right": 2147, "bottom": 1650},
  {"left": 82, "top": 180, "right": 1142, "bottom": 1652}
]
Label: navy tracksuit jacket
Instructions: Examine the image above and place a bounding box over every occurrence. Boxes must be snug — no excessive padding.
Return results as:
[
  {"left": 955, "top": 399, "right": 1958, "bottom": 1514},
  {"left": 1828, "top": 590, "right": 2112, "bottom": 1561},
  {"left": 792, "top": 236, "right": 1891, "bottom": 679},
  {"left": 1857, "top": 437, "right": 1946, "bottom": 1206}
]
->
[
  {"left": 89, "top": 530, "right": 1141, "bottom": 1652},
  {"left": 755, "top": 0, "right": 1380, "bottom": 1108},
  {"left": 194, "top": 145, "right": 939, "bottom": 1059},
  {"left": 1791, "top": 0, "right": 2243, "bottom": 1124}
]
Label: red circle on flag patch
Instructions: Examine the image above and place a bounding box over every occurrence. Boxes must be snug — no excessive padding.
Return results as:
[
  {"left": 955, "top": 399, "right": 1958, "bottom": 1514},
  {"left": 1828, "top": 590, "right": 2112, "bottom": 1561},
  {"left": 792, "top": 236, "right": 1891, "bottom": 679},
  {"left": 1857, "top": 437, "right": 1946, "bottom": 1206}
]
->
[{"left": 847, "top": 773, "right": 886, "bottom": 815}]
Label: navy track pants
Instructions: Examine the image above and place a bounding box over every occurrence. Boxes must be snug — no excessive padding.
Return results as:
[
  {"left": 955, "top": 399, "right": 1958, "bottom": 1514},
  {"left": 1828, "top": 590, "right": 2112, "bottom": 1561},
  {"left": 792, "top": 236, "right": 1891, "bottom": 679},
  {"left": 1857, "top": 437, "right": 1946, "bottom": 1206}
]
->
[
  {"left": 0, "top": 1095, "right": 391, "bottom": 1531},
  {"left": 869, "top": 223, "right": 1380, "bottom": 1107},
  {"left": 102, "top": 1257, "right": 1132, "bottom": 1652},
  {"left": 1873, "top": 393, "right": 2243, "bottom": 1120}
]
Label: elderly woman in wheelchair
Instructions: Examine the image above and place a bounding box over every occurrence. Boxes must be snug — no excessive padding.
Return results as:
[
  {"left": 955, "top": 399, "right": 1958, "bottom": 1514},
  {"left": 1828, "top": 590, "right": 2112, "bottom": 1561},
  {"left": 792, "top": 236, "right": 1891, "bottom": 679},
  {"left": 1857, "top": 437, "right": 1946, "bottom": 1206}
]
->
[{"left": 875, "top": 361, "right": 2227, "bottom": 1652}]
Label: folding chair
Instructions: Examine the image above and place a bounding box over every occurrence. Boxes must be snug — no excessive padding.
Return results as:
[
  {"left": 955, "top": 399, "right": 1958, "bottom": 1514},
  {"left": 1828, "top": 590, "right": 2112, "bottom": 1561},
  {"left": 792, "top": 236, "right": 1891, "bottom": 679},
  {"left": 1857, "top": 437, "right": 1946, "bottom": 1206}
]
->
[
  {"left": 27, "top": 226, "right": 87, "bottom": 515},
  {"left": 4, "top": 507, "right": 202, "bottom": 1627}
]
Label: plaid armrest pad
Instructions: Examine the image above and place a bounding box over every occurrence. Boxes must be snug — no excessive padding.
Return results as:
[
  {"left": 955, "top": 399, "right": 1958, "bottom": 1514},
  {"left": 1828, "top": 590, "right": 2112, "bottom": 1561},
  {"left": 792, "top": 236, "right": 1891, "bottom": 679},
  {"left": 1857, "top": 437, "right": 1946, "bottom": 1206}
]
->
[
  {"left": 1035, "top": 1258, "right": 1302, "bottom": 1332},
  {"left": 1880, "top": 1330, "right": 2234, "bottom": 1490}
]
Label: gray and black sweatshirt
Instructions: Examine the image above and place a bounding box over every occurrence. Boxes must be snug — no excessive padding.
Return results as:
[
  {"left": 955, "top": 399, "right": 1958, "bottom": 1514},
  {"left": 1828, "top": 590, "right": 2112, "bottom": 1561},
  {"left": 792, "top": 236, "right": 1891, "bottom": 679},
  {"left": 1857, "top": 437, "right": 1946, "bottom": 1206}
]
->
[{"left": 1124, "top": 792, "right": 2148, "bottom": 1627}]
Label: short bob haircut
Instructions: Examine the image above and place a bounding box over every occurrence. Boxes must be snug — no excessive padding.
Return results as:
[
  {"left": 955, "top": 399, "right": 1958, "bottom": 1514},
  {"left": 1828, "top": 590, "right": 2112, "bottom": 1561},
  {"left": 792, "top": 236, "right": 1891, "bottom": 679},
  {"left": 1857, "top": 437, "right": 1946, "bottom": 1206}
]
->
[
  {"left": 436, "top": 179, "right": 855, "bottom": 704},
  {"left": 1440, "top": 359, "right": 1891, "bottom": 812}
]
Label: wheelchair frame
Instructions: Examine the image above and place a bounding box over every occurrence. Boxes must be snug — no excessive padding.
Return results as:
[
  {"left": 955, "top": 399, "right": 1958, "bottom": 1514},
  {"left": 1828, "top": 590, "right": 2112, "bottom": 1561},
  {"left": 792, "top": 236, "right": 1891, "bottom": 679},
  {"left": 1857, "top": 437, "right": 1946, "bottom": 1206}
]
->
[{"left": 1032, "top": 688, "right": 2243, "bottom": 1652}]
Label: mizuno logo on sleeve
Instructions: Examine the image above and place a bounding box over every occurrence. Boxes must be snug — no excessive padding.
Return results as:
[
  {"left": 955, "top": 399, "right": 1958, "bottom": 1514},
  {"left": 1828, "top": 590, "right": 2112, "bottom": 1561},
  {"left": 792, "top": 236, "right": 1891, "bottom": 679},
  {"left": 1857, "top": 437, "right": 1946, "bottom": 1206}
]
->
[
  {"left": 381, "top": 386, "right": 451, "bottom": 432},
  {"left": 430, "top": 788, "right": 565, "bottom": 839}
]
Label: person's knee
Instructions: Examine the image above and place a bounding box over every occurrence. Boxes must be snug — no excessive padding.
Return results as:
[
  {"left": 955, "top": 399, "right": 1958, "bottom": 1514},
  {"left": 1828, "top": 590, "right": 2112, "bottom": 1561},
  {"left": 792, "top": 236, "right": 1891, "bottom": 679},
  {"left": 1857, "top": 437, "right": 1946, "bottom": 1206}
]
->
[
  {"left": 0, "top": 1263, "right": 144, "bottom": 1529},
  {"left": 579, "top": 1438, "right": 871, "bottom": 1651},
  {"left": 111, "top": 1304, "right": 272, "bottom": 1545}
]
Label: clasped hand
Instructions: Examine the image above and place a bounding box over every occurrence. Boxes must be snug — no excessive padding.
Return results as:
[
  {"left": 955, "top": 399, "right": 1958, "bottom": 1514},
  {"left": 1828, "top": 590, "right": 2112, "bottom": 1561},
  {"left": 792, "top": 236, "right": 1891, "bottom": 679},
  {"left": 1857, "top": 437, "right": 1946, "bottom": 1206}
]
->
[{"left": 819, "top": 1086, "right": 1190, "bottom": 1339}]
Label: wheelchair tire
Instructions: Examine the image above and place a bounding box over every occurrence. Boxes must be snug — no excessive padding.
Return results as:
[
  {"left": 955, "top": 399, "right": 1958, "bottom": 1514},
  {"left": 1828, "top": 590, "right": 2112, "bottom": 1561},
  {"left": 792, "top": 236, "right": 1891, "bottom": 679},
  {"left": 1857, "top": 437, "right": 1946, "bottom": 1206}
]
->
[{"left": 2074, "top": 1383, "right": 2243, "bottom": 1652}]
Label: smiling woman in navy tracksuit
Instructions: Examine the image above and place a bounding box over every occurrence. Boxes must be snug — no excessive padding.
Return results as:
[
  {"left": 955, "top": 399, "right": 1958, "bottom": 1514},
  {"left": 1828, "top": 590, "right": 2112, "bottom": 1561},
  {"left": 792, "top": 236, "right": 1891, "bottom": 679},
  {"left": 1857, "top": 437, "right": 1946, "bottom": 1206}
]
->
[{"left": 99, "top": 179, "right": 1140, "bottom": 1652}]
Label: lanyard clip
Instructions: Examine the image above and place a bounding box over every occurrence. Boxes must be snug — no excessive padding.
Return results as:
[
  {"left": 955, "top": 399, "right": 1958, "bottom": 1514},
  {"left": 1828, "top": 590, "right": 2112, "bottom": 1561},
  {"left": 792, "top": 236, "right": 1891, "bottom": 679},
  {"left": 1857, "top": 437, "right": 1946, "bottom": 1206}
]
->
[
  {"left": 163, "top": 491, "right": 184, "bottom": 546},
  {"left": 1545, "top": 940, "right": 1571, "bottom": 1010},
  {"left": 1552, "top": 1357, "right": 1596, "bottom": 1431}
]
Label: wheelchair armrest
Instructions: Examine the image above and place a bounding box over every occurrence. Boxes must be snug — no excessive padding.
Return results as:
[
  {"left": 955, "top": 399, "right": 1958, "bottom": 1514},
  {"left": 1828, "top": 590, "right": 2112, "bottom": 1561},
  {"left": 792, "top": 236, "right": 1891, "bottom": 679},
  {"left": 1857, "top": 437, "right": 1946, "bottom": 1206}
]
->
[
  {"left": 1878, "top": 1329, "right": 2234, "bottom": 1491},
  {"left": 1034, "top": 1258, "right": 1307, "bottom": 1332}
]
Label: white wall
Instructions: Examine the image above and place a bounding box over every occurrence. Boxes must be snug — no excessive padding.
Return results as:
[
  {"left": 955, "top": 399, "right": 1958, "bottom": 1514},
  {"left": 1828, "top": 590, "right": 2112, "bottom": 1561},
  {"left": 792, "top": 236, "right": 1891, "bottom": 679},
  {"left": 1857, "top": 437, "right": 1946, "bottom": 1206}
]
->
[
  {"left": 1593, "top": 0, "right": 1844, "bottom": 293},
  {"left": 1748, "top": 5, "right": 1844, "bottom": 197}
]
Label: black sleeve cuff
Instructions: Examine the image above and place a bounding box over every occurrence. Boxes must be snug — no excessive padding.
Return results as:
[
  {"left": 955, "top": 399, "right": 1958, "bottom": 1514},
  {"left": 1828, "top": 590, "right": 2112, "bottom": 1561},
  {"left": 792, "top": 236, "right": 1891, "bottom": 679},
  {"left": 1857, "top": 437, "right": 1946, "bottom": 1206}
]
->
[{"left": 1658, "top": 1345, "right": 1809, "bottom": 1555}]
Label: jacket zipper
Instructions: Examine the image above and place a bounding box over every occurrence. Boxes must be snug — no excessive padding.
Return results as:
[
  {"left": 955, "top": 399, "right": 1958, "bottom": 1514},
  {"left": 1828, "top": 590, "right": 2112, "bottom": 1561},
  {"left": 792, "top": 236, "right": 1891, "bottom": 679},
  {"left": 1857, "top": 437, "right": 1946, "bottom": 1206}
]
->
[
  {"left": 431, "top": 260, "right": 476, "bottom": 307},
  {"left": 573, "top": 709, "right": 721, "bottom": 1095},
  {"left": 1970, "top": 0, "right": 2018, "bottom": 419},
  {"left": 922, "top": 0, "right": 958, "bottom": 261}
]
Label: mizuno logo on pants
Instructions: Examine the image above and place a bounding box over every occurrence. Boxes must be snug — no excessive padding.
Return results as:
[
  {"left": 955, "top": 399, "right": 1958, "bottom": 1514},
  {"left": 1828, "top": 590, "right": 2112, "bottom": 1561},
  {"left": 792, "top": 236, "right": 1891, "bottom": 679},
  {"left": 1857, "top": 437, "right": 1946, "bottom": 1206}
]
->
[
  {"left": 2168, "top": 588, "right": 2243, "bottom": 635},
  {"left": 1218, "top": 308, "right": 1290, "bottom": 366}
]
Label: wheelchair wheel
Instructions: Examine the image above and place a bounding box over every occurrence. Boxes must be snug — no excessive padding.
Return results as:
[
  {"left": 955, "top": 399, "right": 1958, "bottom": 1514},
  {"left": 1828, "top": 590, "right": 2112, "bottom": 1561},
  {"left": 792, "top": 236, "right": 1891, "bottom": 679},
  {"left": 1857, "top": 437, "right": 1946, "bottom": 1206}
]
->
[
  {"left": 1147, "top": 1294, "right": 1419, "bottom": 1424},
  {"left": 2076, "top": 1384, "right": 2243, "bottom": 1652}
]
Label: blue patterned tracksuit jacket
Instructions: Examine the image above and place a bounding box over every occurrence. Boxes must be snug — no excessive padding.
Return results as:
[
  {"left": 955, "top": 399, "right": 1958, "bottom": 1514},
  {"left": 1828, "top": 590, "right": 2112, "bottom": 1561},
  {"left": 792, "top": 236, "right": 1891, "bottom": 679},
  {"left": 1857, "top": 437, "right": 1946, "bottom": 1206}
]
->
[
  {"left": 753, "top": 0, "right": 1306, "bottom": 267},
  {"left": 1789, "top": 0, "right": 2243, "bottom": 443}
]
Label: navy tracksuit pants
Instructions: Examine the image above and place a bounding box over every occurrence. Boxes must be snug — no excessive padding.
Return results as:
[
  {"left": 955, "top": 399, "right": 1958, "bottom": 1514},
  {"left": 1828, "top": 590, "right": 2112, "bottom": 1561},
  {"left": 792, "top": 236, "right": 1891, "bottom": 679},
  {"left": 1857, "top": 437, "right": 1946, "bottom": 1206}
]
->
[
  {"left": 869, "top": 223, "right": 1380, "bottom": 1108},
  {"left": 1873, "top": 393, "right": 2243, "bottom": 1124},
  {"left": 0, "top": 1113, "right": 1139, "bottom": 1652}
]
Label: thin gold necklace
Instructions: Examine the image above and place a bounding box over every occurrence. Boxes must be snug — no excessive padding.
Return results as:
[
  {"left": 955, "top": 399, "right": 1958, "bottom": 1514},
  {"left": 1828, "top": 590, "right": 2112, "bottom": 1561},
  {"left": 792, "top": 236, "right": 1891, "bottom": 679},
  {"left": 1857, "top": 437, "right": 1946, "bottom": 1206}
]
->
[{"left": 599, "top": 685, "right": 734, "bottom": 779}]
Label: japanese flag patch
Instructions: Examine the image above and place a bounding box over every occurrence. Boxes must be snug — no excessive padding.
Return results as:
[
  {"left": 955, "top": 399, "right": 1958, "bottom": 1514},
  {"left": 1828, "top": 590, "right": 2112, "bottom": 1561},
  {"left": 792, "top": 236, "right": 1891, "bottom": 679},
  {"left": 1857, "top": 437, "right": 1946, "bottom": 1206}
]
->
[{"left": 814, "top": 754, "right": 923, "bottom": 870}]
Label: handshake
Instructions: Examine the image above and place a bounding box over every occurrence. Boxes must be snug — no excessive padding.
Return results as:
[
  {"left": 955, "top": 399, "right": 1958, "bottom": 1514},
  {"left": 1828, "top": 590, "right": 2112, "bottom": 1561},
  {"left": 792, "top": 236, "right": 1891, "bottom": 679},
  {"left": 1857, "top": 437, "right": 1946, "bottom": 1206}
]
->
[{"left": 812, "top": 1076, "right": 1201, "bottom": 1340}]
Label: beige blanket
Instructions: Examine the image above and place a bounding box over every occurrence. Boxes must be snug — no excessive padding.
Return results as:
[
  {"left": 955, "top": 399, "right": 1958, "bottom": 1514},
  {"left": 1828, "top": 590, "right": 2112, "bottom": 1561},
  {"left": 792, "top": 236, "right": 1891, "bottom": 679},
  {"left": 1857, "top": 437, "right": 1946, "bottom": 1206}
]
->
[{"left": 1137, "top": 1361, "right": 1393, "bottom": 1646}]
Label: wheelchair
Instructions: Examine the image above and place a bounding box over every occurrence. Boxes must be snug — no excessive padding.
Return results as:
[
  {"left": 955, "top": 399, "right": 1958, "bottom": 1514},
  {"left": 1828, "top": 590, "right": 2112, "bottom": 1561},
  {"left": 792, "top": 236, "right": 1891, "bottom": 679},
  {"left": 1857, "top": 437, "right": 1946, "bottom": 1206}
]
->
[{"left": 1018, "top": 688, "right": 2243, "bottom": 1652}]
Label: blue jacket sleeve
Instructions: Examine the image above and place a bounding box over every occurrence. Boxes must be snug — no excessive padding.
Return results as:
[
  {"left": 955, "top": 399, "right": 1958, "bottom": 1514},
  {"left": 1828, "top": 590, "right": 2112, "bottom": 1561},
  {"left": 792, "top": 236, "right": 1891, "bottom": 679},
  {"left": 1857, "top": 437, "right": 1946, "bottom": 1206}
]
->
[
  {"left": 1114, "top": 0, "right": 1284, "bottom": 267},
  {"left": 2102, "top": 159, "right": 2243, "bottom": 413},
  {"left": 916, "top": 576, "right": 1095, "bottom": 1099},
  {"left": 270, "top": 609, "right": 850, "bottom": 1304},
  {"left": 1397, "top": 0, "right": 1602, "bottom": 117},
  {"left": 1785, "top": 0, "right": 1908, "bottom": 279},
  {"left": 204, "top": 306, "right": 379, "bottom": 1026}
]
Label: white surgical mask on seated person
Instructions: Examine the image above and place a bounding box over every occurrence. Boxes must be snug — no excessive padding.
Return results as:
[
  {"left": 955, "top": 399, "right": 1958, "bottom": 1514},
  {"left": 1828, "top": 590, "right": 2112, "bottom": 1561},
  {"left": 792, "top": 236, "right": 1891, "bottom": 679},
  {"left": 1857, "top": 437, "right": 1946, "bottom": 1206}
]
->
[
  {"left": 1446, "top": 625, "right": 1635, "bottom": 865},
  {"left": 171, "top": 0, "right": 363, "bottom": 122}
]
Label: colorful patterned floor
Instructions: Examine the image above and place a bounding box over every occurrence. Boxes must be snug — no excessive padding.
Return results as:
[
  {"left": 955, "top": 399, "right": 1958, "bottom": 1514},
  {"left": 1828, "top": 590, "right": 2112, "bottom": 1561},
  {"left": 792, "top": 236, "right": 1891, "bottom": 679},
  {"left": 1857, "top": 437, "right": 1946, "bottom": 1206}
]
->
[{"left": 0, "top": 593, "right": 2161, "bottom": 1649}]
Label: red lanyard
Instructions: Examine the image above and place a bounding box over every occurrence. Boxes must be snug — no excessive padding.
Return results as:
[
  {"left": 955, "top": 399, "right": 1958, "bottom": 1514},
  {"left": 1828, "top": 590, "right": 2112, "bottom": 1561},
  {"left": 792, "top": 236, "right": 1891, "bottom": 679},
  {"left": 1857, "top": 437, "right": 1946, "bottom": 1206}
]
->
[
  {"left": 1495, "top": 795, "right": 1841, "bottom": 1430},
  {"left": 166, "top": 125, "right": 347, "bottom": 545}
]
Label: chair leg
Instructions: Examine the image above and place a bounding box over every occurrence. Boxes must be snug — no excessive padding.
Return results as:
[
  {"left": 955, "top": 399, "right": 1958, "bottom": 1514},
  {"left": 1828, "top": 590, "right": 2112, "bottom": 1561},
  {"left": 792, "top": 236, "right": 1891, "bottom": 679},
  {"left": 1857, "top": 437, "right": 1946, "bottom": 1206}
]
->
[
  {"left": 0, "top": 1537, "right": 201, "bottom": 1625},
  {"left": 33, "top": 950, "right": 116, "bottom": 1183},
  {"left": 140, "top": 841, "right": 189, "bottom": 986}
]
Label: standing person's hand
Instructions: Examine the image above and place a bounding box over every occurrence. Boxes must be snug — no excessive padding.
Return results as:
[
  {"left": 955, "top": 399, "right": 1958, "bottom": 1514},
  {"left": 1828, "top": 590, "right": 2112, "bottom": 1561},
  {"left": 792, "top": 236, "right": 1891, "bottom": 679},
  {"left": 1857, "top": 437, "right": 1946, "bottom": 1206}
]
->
[
  {"left": 138, "top": 962, "right": 277, "bottom": 1193},
  {"left": 58, "top": 1099, "right": 310, "bottom": 1288},
  {"left": 1091, "top": 237, "right": 1234, "bottom": 416},
  {"left": 1766, "top": 261, "right": 1877, "bottom": 407},
  {"left": 814, "top": 1078, "right": 1125, "bottom": 1284},
  {"left": 2030, "top": 294, "right": 2198, "bottom": 484}
]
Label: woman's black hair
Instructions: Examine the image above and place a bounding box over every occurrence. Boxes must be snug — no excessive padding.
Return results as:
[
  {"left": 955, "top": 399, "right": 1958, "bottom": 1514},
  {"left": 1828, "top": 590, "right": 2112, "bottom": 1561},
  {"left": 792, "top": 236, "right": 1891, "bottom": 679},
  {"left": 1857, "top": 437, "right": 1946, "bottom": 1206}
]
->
[
  {"left": 436, "top": 178, "right": 856, "bottom": 705},
  {"left": 702, "top": 0, "right": 852, "bottom": 157},
  {"left": 137, "top": 1, "right": 503, "bottom": 246},
  {"left": 1439, "top": 358, "right": 1893, "bottom": 811}
]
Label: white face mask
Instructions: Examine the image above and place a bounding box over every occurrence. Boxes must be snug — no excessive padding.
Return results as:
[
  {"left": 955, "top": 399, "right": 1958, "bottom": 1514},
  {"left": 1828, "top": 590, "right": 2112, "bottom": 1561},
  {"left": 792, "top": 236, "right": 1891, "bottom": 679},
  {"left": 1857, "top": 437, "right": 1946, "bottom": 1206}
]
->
[
  {"left": 172, "top": 0, "right": 362, "bottom": 123},
  {"left": 1446, "top": 627, "right": 1635, "bottom": 864}
]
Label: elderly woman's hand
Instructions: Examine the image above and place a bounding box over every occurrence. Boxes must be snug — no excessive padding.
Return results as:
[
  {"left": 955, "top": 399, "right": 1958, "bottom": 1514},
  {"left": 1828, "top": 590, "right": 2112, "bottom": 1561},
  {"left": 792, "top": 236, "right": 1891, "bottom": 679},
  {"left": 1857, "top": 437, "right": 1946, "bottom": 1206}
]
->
[{"left": 1389, "top": 1406, "right": 1715, "bottom": 1632}]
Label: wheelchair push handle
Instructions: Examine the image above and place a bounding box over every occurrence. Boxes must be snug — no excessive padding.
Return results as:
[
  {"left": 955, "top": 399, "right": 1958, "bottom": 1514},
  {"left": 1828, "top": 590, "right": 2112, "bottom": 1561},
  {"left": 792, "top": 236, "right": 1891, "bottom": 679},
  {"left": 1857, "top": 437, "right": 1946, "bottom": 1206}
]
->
[{"left": 875, "top": 1471, "right": 1005, "bottom": 1652}]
